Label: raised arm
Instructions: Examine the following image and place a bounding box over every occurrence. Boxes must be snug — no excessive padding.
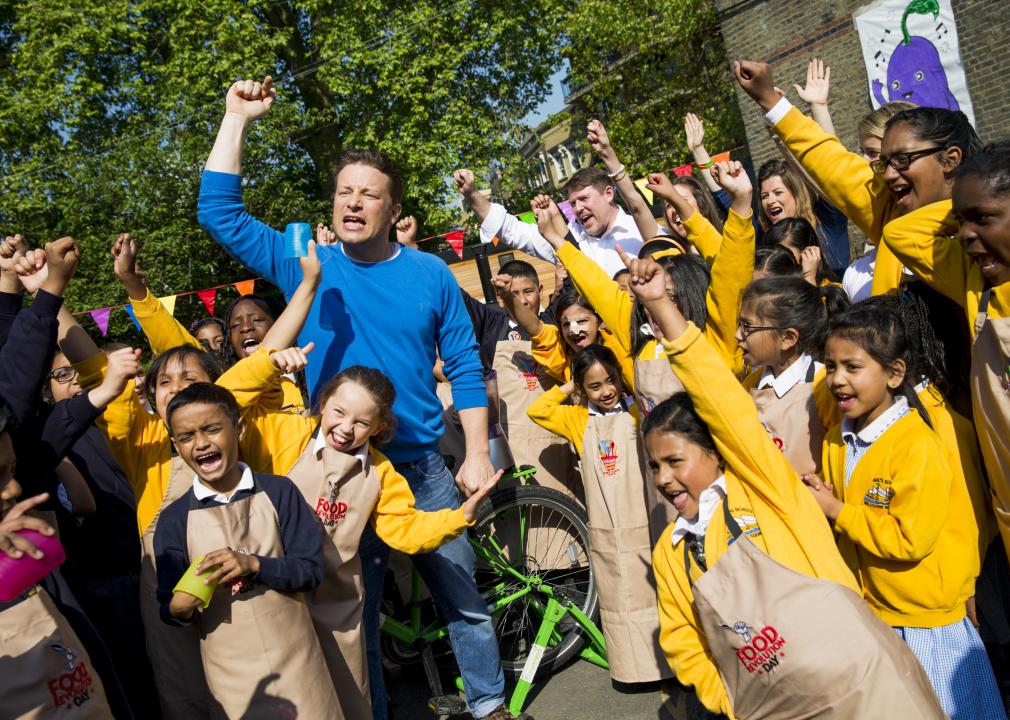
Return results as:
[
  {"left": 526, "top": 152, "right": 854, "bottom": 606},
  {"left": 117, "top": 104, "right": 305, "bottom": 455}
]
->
[
  {"left": 792, "top": 58, "right": 835, "bottom": 136},
  {"left": 493, "top": 273, "right": 543, "bottom": 337},
  {"left": 198, "top": 76, "right": 294, "bottom": 291},
  {"left": 587, "top": 119, "right": 661, "bottom": 240},
  {"left": 684, "top": 113, "right": 721, "bottom": 194},
  {"left": 620, "top": 249, "right": 801, "bottom": 512},
  {"left": 880, "top": 200, "right": 968, "bottom": 306}
]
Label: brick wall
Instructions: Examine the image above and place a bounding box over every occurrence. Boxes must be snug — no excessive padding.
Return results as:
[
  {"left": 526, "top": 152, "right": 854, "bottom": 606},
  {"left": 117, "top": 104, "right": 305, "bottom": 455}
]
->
[{"left": 714, "top": 0, "right": 1010, "bottom": 246}]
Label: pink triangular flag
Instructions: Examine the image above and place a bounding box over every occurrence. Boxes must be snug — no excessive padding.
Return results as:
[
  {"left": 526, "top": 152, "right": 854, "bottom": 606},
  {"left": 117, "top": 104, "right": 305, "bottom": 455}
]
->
[
  {"left": 444, "top": 230, "right": 465, "bottom": 259},
  {"left": 197, "top": 289, "right": 216, "bottom": 316},
  {"left": 89, "top": 308, "right": 111, "bottom": 337},
  {"left": 234, "top": 279, "right": 256, "bottom": 296},
  {"left": 672, "top": 163, "right": 694, "bottom": 177}
]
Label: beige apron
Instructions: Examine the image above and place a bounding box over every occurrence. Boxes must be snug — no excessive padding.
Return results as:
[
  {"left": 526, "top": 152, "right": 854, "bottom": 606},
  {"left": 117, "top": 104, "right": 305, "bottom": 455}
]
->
[
  {"left": 690, "top": 502, "right": 944, "bottom": 719},
  {"left": 750, "top": 362, "right": 823, "bottom": 476},
  {"left": 970, "top": 288, "right": 1010, "bottom": 563},
  {"left": 285, "top": 440, "right": 383, "bottom": 720},
  {"left": 581, "top": 409, "right": 674, "bottom": 682},
  {"left": 633, "top": 345, "right": 684, "bottom": 414},
  {"left": 0, "top": 587, "right": 112, "bottom": 719},
  {"left": 140, "top": 454, "right": 209, "bottom": 718},
  {"left": 184, "top": 477, "right": 337, "bottom": 718},
  {"left": 435, "top": 380, "right": 467, "bottom": 477},
  {"left": 493, "top": 330, "right": 581, "bottom": 500}
]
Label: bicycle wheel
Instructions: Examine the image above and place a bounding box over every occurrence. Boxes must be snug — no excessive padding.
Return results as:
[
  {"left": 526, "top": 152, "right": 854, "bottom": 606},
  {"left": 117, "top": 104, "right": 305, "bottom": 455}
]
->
[{"left": 471, "top": 484, "right": 598, "bottom": 681}]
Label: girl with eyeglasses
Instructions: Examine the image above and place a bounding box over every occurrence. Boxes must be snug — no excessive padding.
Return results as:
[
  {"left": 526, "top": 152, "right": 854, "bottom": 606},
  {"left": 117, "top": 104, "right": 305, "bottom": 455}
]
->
[
  {"left": 732, "top": 60, "right": 981, "bottom": 298},
  {"left": 735, "top": 276, "right": 848, "bottom": 475}
]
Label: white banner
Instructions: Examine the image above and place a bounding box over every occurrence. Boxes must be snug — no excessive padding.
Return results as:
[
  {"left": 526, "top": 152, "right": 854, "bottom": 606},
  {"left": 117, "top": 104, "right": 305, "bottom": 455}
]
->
[{"left": 854, "top": 0, "right": 975, "bottom": 125}]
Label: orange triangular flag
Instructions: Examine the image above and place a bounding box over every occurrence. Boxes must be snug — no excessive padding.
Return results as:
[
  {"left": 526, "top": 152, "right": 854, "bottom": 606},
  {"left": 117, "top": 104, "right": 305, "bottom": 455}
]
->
[
  {"left": 234, "top": 279, "right": 256, "bottom": 296},
  {"left": 711, "top": 150, "right": 731, "bottom": 164}
]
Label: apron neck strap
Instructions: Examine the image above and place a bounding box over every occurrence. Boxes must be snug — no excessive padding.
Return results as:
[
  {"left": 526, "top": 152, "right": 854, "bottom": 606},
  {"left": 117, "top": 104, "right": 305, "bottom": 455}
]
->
[
  {"left": 804, "top": 360, "right": 817, "bottom": 383},
  {"left": 980, "top": 287, "right": 993, "bottom": 316},
  {"left": 681, "top": 497, "right": 743, "bottom": 575},
  {"left": 722, "top": 497, "right": 744, "bottom": 540}
]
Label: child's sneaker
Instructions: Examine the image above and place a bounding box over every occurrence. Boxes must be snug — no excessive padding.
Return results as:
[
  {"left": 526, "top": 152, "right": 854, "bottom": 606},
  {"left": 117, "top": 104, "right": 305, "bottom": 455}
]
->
[{"left": 480, "top": 705, "right": 533, "bottom": 720}]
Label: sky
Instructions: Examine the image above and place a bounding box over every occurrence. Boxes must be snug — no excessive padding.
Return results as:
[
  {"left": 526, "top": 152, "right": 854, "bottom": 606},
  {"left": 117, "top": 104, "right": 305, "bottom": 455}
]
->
[{"left": 523, "top": 65, "right": 569, "bottom": 130}]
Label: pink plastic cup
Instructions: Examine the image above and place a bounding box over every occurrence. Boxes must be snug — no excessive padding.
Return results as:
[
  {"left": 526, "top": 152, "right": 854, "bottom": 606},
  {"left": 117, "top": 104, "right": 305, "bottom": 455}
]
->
[{"left": 0, "top": 529, "right": 66, "bottom": 602}]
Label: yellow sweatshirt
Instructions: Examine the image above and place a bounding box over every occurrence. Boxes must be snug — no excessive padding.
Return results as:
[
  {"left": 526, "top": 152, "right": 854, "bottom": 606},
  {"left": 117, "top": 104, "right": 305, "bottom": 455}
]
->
[
  {"left": 771, "top": 106, "right": 905, "bottom": 296},
  {"left": 557, "top": 207, "right": 754, "bottom": 377},
  {"left": 130, "top": 289, "right": 305, "bottom": 412},
  {"left": 529, "top": 323, "right": 635, "bottom": 390},
  {"left": 918, "top": 383, "right": 997, "bottom": 556},
  {"left": 821, "top": 409, "right": 978, "bottom": 627},
  {"left": 527, "top": 386, "right": 640, "bottom": 455},
  {"left": 75, "top": 347, "right": 283, "bottom": 535},
  {"left": 651, "top": 324, "right": 858, "bottom": 717},
  {"left": 680, "top": 212, "right": 723, "bottom": 265}
]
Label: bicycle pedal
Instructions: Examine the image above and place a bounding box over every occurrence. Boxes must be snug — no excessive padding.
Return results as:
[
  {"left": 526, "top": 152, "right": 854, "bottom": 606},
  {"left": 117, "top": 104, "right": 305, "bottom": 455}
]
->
[{"left": 427, "top": 694, "right": 467, "bottom": 716}]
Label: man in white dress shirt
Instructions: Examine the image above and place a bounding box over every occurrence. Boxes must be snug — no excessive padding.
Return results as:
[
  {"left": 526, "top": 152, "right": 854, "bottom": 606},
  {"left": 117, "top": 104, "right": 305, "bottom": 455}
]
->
[{"left": 453, "top": 167, "right": 645, "bottom": 278}]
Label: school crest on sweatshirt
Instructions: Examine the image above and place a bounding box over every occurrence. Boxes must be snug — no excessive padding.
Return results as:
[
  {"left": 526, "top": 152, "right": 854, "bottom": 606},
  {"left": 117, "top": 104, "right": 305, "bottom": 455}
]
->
[{"left": 863, "top": 479, "right": 895, "bottom": 509}]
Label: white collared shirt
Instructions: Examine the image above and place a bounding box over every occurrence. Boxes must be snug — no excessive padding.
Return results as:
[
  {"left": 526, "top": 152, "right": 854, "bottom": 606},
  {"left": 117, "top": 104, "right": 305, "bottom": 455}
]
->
[
  {"left": 843, "top": 248, "right": 877, "bottom": 303},
  {"left": 480, "top": 202, "right": 645, "bottom": 278},
  {"left": 587, "top": 396, "right": 634, "bottom": 417},
  {"left": 670, "top": 475, "right": 728, "bottom": 546},
  {"left": 313, "top": 431, "right": 370, "bottom": 472},
  {"left": 192, "top": 462, "right": 254, "bottom": 505},
  {"left": 841, "top": 396, "right": 910, "bottom": 486},
  {"left": 756, "top": 354, "right": 819, "bottom": 399}
]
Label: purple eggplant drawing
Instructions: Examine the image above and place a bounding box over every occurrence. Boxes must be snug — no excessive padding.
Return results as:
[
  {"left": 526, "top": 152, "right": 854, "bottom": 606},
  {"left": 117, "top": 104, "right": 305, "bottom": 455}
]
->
[{"left": 872, "top": 0, "right": 959, "bottom": 110}]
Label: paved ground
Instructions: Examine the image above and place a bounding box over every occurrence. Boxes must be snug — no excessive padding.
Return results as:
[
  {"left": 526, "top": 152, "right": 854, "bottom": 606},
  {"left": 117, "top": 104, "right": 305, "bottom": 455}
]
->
[{"left": 387, "top": 654, "right": 719, "bottom": 720}]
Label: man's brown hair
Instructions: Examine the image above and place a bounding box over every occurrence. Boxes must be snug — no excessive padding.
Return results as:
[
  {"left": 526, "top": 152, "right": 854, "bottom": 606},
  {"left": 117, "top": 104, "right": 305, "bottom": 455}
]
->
[
  {"left": 334, "top": 149, "right": 403, "bottom": 205},
  {"left": 564, "top": 167, "right": 614, "bottom": 197}
]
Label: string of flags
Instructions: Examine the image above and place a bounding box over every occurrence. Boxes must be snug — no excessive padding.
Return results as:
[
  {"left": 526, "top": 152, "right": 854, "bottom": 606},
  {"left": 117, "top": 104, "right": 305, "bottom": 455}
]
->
[
  {"left": 415, "top": 229, "right": 465, "bottom": 258},
  {"left": 74, "top": 278, "right": 260, "bottom": 337}
]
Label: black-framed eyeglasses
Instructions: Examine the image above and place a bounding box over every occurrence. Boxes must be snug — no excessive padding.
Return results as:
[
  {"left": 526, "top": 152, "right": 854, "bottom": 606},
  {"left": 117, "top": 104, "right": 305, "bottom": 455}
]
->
[
  {"left": 48, "top": 366, "right": 78, "bottom": 384},
  {"left": 737, "top": 320, "right": 784, "bottom": 339},
  {"left": 869, "top": 146, "right": 945, "bottom": 175}
]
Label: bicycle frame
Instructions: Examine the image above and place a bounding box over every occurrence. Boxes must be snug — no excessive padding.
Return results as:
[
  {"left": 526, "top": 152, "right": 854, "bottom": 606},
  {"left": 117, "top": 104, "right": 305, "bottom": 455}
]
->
[{"left": 379, "top": 466, "right": 608, "bottom": 716}]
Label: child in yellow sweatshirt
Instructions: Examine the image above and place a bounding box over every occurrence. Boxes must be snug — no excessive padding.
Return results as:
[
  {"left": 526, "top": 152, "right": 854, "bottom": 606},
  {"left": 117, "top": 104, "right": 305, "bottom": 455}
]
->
[
  {"left": 804, "top": 301, "right": 1002, "bottom": 718},
  {"left": 620, "top": 249, "right": 941, "bottom": 719}
]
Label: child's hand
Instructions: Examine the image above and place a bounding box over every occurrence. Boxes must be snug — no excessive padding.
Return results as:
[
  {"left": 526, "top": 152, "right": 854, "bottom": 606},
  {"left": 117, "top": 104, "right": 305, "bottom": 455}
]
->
[
  {"left": 616, "top": 245, "right": 667, "bottom": 304},
  {"left": 460, "top": 469, "right": 504, "bottom": 522},
  {"left": 733, "top": 60, "right": 783, "bottom": 111},
  {"left": 298, "top": 240, "right": 321, "bottom": 288},
  {"left": 395, "top": 216, "right": 418, "bottom": 248},
  {"left": 800, "top": 246, "right": 821, "bottom": 283},
  {"left": 40, "top": 237, "right": 81, "bottom": 297},
  {"left": 793, "top": 58, "right": 830, "bottom": 106},
  {"left": 0, "top": 493, "right": 55, "bottom": 559},
  {"left": 559, "top": 380, "right": 576, "bottom": 396},
  {"left": 88, "top": 347, "right": 143, "bottom": 409},
  {"left": 801, "top": 474, "right": 843, "bottom": 521},
  {"left": 645, "top": 172, "right": 679, "bottom": 202},
  {"left": 226, "top": 77, "right": 275, "bottom": 121},
  {"left": 111, "top": 233, "right": 148, "bottom": 299},
  {"left": 453, "top": 168, "right": 477, "bottom": 199},
  {"left": 711, "top": 160, "right": 751, "bottom": 199},
  {"left": 684, "top": 113, "right": 705, "bottom": 152},
  {"left": 554, "top": 260, "right": 568, "bottom": 287},
  {"left": 315, "top": 223, "right": 337, "bottom": 246},
  {"left": 269, "top": 342, "right": 315, "bottom": 373},
  {"left": 14, "top": 247, "right": 47, "bottom": 295},
  {"left": 169, "top": 590, "right": 203, "bottom": 620},
  {"left": 198, "top": 548, "right": 261, "bottom": 585},
  {"left": 0, "top": 234, "right": 28, "bottom": 274},
  {"left": 492, "top": 274, "right": 516, "bottom": 313}
]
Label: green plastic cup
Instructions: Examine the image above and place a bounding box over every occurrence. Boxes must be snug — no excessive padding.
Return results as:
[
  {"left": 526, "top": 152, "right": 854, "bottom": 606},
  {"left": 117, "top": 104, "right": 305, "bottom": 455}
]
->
[{"left": 172, "top": 555, "right": 220, "bottom": 608}]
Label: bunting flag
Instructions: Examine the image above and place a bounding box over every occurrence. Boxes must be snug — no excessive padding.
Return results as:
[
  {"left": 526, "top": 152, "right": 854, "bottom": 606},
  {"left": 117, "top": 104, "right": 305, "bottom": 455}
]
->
[
  {"left": 234, "top": 279, "right": 256, "bottom": 296},
  {"left": 444, "top": 230, "right": 465, "bottom": 259},
  {"left": 633, "top": 177, "right": 654, "bottom": 204},
  {"left": 123, "top": 305, "right": 142, "bottom": 332},
  {"left": 89, "top": 308, "right": 111, "bottom": 337},
  {"left": 158, "top": 295, "right": 177, "bottom": 316},
  {"left": 672, "top": 164, "right": 694, "bottom": 177},
  {"left": 197, "top": 289, "right": 216, "bottom": 316},
  {"left": 518, "top": 211, "right": 537, "bottom": 225},
  {"left": 557, "top": 200, "right": 575, "bottom": 223},
  {"left": 710, "top": 150, "right": 731, "bottom": 164}
]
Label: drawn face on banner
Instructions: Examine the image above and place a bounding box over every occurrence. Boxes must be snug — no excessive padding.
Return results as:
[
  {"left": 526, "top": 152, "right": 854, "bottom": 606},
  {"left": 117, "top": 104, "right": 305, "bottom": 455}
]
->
[{"left": 881, "top": 36, "right": 958, "bottom": 110}]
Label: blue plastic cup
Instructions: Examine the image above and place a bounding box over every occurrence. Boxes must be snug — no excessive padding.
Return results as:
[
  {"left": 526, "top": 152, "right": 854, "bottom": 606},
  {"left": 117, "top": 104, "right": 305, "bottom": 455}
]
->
[{"left": 284, "top": 222, "right": 312, "bottom": 259}]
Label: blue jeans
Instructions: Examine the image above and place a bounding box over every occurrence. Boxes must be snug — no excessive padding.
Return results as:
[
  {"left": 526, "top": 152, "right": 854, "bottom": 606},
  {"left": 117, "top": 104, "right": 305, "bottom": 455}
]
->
[{"left": 360, "top": 452, "right": 505, "bottom": 719}]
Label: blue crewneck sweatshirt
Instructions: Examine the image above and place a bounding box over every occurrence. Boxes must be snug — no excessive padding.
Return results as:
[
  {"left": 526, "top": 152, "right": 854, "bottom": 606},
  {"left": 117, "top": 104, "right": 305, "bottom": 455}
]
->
[{"left": 197, "top": 170, "right": 486, "bottom": 463}]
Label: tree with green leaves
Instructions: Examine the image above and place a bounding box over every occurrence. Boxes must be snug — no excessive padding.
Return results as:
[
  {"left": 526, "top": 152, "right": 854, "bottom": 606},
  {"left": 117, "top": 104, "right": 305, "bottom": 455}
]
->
[{"left": 0, "top": 0, "right": 566, "bottom": 340}]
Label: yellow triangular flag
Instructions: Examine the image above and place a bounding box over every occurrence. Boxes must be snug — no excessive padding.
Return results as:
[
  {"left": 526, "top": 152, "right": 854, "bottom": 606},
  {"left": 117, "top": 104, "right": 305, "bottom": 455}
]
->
[
  {"left": 158, "top": 295, "right": 177, "bottom": 316},
  {"left": 633, "top": 177, "right": 654, "bottom": 204}
]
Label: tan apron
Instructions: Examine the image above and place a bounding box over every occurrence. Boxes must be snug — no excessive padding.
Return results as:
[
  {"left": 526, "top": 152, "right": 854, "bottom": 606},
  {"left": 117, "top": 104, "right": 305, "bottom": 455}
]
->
[
  {"left": 581, "top": 409, "right": 674, "bottom": 682},
  {"left": 970, "top": 289, "right": 1010, "bottom": 564},
  {"left": 690, "top": 501, "right": 945, "bottom": 719},
  {"left": 493, "top": 330, "right": 581, "bottom": 500},
  {"left": 632, "top": 344, "right": 684, "bottom": 414},
  {"left": 750, "top": 362, "right": 824, "bottom": 476},
  {"left": 435, "top": 380, "right": 467, "bottom": 476},
  {"left": 0, "top": 587, "right": 112, "bottom": 719},
  {"left": 284, "top": 439, "right": 383, "bottom": 720},
  {"left": 140, "top": 454, "right": 210, "bottom": 718},
  {"left": 184, "top": 477, "right": 337, "bottom": 718}
]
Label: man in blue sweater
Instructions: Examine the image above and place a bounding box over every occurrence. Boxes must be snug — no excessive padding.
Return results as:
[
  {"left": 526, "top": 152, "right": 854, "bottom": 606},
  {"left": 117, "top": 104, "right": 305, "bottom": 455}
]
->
[{"left": 198, "top": 77, "right": 519, "bottom": 720}]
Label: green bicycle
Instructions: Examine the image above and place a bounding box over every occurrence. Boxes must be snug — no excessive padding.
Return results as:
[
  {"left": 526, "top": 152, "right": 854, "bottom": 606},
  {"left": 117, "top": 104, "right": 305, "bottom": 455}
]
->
[{"left": 379, "top": 466, "right": 607, "bottom": 717}]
